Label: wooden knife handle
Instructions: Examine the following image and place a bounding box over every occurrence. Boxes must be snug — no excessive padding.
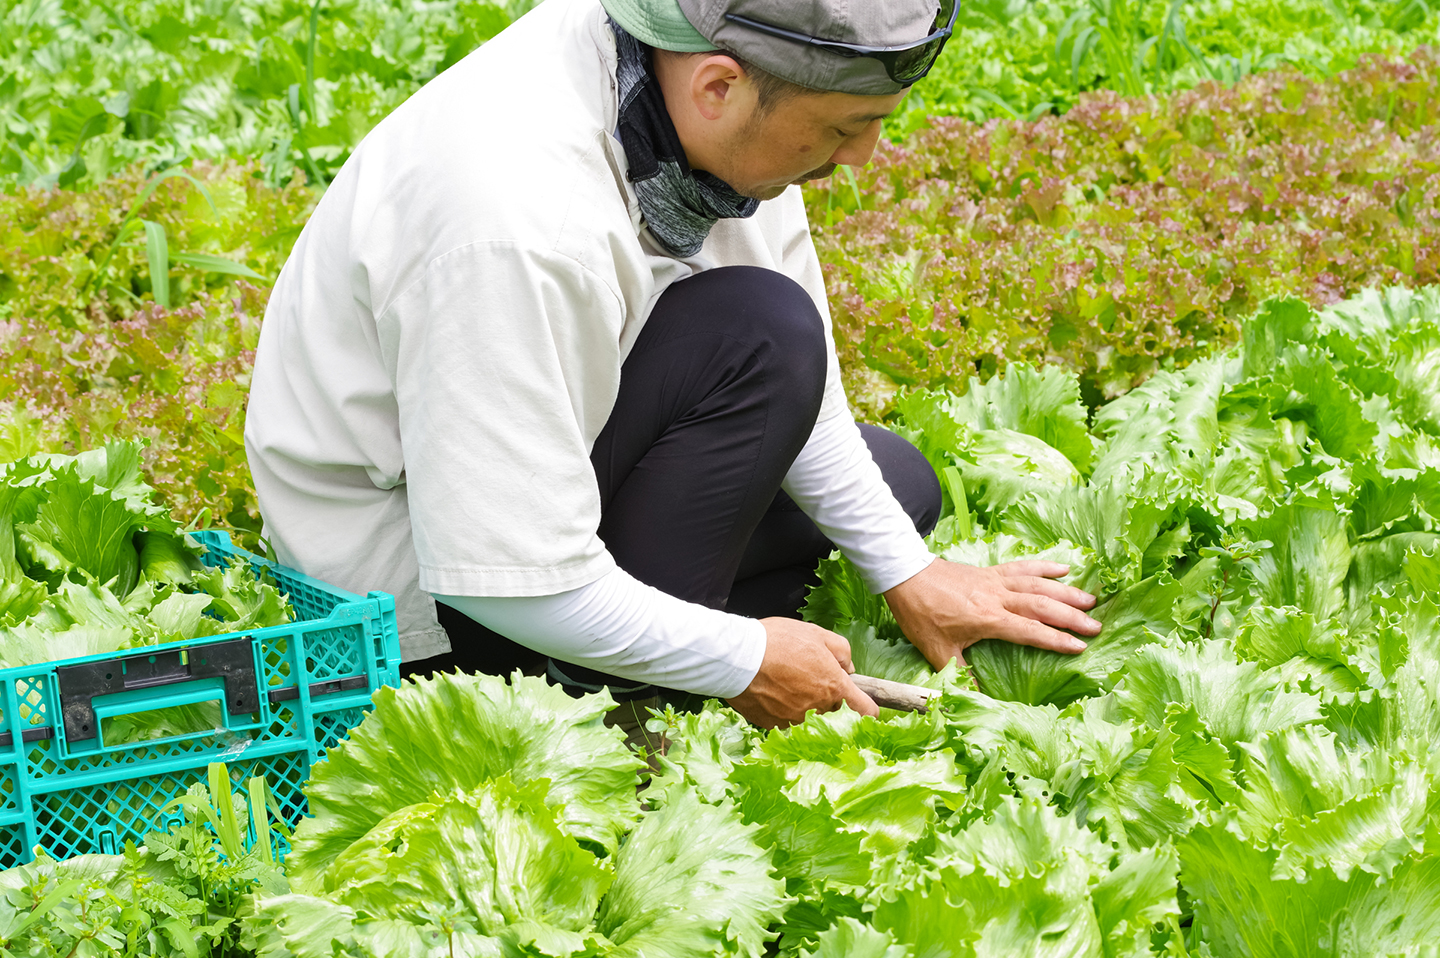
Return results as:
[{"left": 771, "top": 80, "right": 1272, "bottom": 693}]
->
[{"left": 850, "top": 674, "right": 935, "bottom": 714}]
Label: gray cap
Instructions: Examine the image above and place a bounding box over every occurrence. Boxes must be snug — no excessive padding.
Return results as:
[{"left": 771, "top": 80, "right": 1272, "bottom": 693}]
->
[{"left": 600, "top": 0, "right": 941, "bottom": 96}]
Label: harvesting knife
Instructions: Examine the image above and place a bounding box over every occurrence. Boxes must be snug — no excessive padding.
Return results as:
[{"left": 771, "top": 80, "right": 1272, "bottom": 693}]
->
[{"left": 850, "top": 674, "right": 936, "bottom": 714}]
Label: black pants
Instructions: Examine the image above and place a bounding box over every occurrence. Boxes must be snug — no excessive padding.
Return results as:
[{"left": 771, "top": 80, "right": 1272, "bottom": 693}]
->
[{"left": 403, "top": 266, "right": 941, "bottom": 694}]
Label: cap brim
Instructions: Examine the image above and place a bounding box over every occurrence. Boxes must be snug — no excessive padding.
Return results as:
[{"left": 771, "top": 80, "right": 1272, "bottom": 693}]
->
[{"left": 600, "top": 0, "right": 715, "bottom": 51}]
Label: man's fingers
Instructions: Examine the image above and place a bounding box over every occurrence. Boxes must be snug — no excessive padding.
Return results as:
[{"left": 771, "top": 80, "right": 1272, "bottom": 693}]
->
[
  {"left": 1003, "top": 575, "right": 1097, "bottom": 609},
  {"left": 1005, "top": 592, "right": 1103, "bottom": 636},
  {"left": 840, "top": 675, "right": 880, "bottom": 717},
  {"left": 820, "top": 628, "right": 879, "bottom": 715},
  {"left": 992, "top": 560, "right": 1072, "bottom": 579},
  {"left": 994, "top": 614, "right": 1089, "bottom": 654},
  {"left": 822, "top": 628, "right": 856, "bottom": 674}
]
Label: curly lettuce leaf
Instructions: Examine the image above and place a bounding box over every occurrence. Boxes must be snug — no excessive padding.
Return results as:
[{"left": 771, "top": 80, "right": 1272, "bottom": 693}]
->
[
  {"left": 798, "top": 918, "right": 909, "bottom": 958},
  {"left": 1237, "top": 493, "right": 1353, "bottom": 623},
  {"left": 728, "top": 760, "right": 874, "bottom": 893},
  {"left": 244, "top": 894, "right": 511, "bottom": 958},
  {"left": 1180, "top": 812, "right": 1440, "bottom": 958},
  {"left": 323, "top": 778, "right": 611, "bottom": 945},
  {"left": 999, "top": 479, "right": 1173, "bottom": 591},
  {"left": 1112, "top": 640, "right": 1325, "bottom": 750},
  {"left": 288, "top": 672, "right": 643, "bottom": 886},
  {"left": 732, "top": 709, "right": 967, "bottom": 892},
  {"left": 945, "top": 690, "right": 1221, "bottom": 851},
  {"left": 137, "top": 529, "right": 205, "bottom": 586},
  {"left": 597, "top": 786, "right": 787, "bottom": 958},
  {"left": 1232, "top": 604, "right": 1370, "bottom": 692},
  {"left": 192, "top": 564, "right": 291, "bottom": 630},
  {"left": 1267, "top": 347, "right": 1379, "bottom": 461},
  {"left": 0, "top": 483, "right": 46, "bottom": 623},
  {"left": 957, "top": 428, "right": 1081, "bottom": 517},
  {"left": 1090, "top": 356, "right": 1225, "bottom": 496},
  {"left": 46, "top": 441, "right": 166, "bottom": 517},
  {"left": 802, "top": 550, "right": 900, "bottom": 640},
  {"left": 840, "top": 621, "right": 962, "bottom": 694},
  {"left": 646, "top": 700, "right": 760, "bottom": 806},
  {"left": 0, "top": 620, "right": 130, "bottom": 670},
  {"left": 1209, "top": 388, "right": 1296, "bottom": 515},
  {"left": 940, "top": 363, "right": 1098, "bottom": 474},
  {"left": 1231, "top": 727, "right": 1430, "bottom": 882},
  {"left": 876, "top": 796, "right": 1180, "bottom": 958},
  {"left": 1240, "top": 297, "right": 1319, "bottom": 383},
  {"left": 16, "top": 464, "right": 143, "bottom": 595}
]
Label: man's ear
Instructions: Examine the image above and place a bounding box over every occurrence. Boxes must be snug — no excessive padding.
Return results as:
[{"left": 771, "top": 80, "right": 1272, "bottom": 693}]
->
[{"left": 687, "top": 54, "right": 750, "bottom": 122}]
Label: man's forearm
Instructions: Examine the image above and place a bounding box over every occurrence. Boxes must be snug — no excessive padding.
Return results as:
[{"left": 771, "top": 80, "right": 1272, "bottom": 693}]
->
[
  {"left": 782, "top": 413, "right": 936, "bottom": 593},
  {"left": 433, "top": 566, "right": 766, "bottom": 698}
]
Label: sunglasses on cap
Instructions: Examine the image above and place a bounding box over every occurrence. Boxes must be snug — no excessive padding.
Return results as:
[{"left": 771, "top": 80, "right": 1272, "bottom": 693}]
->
[{"left": 723, "top": 0, "right": 960, "bottom": 87}]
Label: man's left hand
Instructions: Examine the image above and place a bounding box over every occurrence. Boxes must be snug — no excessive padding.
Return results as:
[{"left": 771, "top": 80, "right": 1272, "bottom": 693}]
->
[{"left": 883, "top": 559, "right": 1101, "bottom": 671}]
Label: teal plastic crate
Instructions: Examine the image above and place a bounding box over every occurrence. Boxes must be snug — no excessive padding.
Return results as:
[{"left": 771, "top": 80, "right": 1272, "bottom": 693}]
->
[{"left": 0, "top": 530, "right": 401, "bottom": 868}]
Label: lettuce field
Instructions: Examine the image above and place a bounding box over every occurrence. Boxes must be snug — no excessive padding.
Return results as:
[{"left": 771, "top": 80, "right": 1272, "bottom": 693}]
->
[{"left": 1, "top": 0, "right": 1440, "bottom": 955}]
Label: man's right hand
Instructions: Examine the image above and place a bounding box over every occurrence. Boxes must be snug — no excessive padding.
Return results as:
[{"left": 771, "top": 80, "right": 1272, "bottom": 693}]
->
[{"left": 726, "top": 618, "right": 879, "bottom": 728}]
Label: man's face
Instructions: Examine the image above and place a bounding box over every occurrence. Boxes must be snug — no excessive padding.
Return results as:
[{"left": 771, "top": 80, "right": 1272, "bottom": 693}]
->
[
  {"left": 655, "top": 51, "right": 910, "bottom": 202},
  {"left": 711, "top": 88, "right": 910, "bottom": 200}
]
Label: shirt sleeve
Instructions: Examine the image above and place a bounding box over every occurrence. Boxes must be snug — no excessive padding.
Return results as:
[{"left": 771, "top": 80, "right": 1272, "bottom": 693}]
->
[
  {"left": 381, "top": 242, "right": 624, "bottom": 598},
  {"left": 433, "top": 566, "right": 767, "bottom": 699},
  {"left": 782, "top": 413, "right": 936, "bottom": 594}
]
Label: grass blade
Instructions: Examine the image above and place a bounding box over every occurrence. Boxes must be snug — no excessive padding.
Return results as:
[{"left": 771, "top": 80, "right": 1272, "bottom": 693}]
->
[
  {"left": 209, "top": 762, "right": 247, "bottom": 859},
  {"left": 971, "top": 87, "right": 1022, "bottom": 119},
  {"left": 1072, "top": 26, "right": 1100, "bottom": 89},
  {"left": 839, "top": 164, "right": 863, "bottom": 210},
  {"left": 248, "top": 776, "right": 275, "bottom": 864},
  {"left": 141, "top": 218, "right": 169, "bottom": 309},
  {"left": 169, "top": 251, "right": 269, "bottom": 281},
  {"left": 942, "top": 465, "right": 973, "bottom": 539}
]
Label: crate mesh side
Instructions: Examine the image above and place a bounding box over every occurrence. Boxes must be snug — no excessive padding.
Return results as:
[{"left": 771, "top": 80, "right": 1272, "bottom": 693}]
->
[
  {"left": 15, "top": 677, "right": 46, "bottom": 733},
  {"left": 31, "top": 750, "right": 312, "bottom": 864},
  {"left": 268, "top": 706, "right": 299, "bottom": 741},
  {"left": 0, "top": 763, "right": 17, "bottom": 813},
  {"left": 270, "top": 568, "right": 341, "bottom": 622},
  {"left": 304, "top": 627, "right": 364, "bottom": 683},
  {"left": 261, "top": 633, "right": 295, "bottom": 694},
  {"left": 265, "top": 751, "right": 311, "bottom": 860},
  {"left": 0, "top": 823, "right": 26, "bottom": 871},
  {"left": 27, "top": 727, "right": 262, "bottom": 781},
  {"left": 313, "top": 707, "right": 369, "bottom": 753}
]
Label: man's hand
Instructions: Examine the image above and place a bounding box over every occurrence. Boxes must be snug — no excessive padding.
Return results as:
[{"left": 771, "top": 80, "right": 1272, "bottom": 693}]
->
[
  {"left": 727, "top": 618, "right": 879, "bottom": 728},
  {"left": 885, "top": 559, "right": 1101, "bottom": 671}
]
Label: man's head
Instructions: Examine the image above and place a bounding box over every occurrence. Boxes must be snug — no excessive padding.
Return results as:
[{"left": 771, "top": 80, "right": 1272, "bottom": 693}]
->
[{"left": 603, "top": 0, "right": 955, "bottom": 200}]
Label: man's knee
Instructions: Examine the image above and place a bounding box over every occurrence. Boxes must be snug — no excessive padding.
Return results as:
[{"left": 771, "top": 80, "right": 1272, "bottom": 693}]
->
[
  {"left": 654, "top": 266, "right": 827, "bottom": 393},
  {"left": 858, "top": 423, "right": 942, "bottom": 536}
]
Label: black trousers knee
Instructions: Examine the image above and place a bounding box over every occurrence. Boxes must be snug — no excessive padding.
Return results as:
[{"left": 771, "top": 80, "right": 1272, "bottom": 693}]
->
[{"left": 403, "top": 267, "right": 940, "bottom": 694}]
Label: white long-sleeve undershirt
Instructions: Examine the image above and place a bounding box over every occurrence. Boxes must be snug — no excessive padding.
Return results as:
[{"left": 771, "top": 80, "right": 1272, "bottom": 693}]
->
[
  {"left": 435, "top": 565, "right": 766, "bottom": 698},
  {"left": 435, "top": 413, "right": 936, "bottom": 696},
  {"left": 783, "top": 413, "right": 937, "bottom": 594}
]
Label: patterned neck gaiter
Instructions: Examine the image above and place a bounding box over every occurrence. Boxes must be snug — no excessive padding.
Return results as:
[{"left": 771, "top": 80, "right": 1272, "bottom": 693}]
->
[{"left": 610, "top": 18, "right": 760, "bottom": 257}]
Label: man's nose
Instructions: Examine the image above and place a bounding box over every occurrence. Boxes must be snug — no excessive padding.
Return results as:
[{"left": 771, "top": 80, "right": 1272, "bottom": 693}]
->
[{"left": 829, "top": 119, "right": 884, "bottom": 168}]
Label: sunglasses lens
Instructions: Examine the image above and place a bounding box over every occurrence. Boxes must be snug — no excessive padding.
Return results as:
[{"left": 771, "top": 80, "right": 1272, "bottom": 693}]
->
[
  {"left": 889, "top": 38, "right": 945, "bottom": 83},
  {"left": 888, "top": 0, "right": 957, "bottom": 84},
  {"left": 933, "top": 0, "right": 959, "bottom": 31}
]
